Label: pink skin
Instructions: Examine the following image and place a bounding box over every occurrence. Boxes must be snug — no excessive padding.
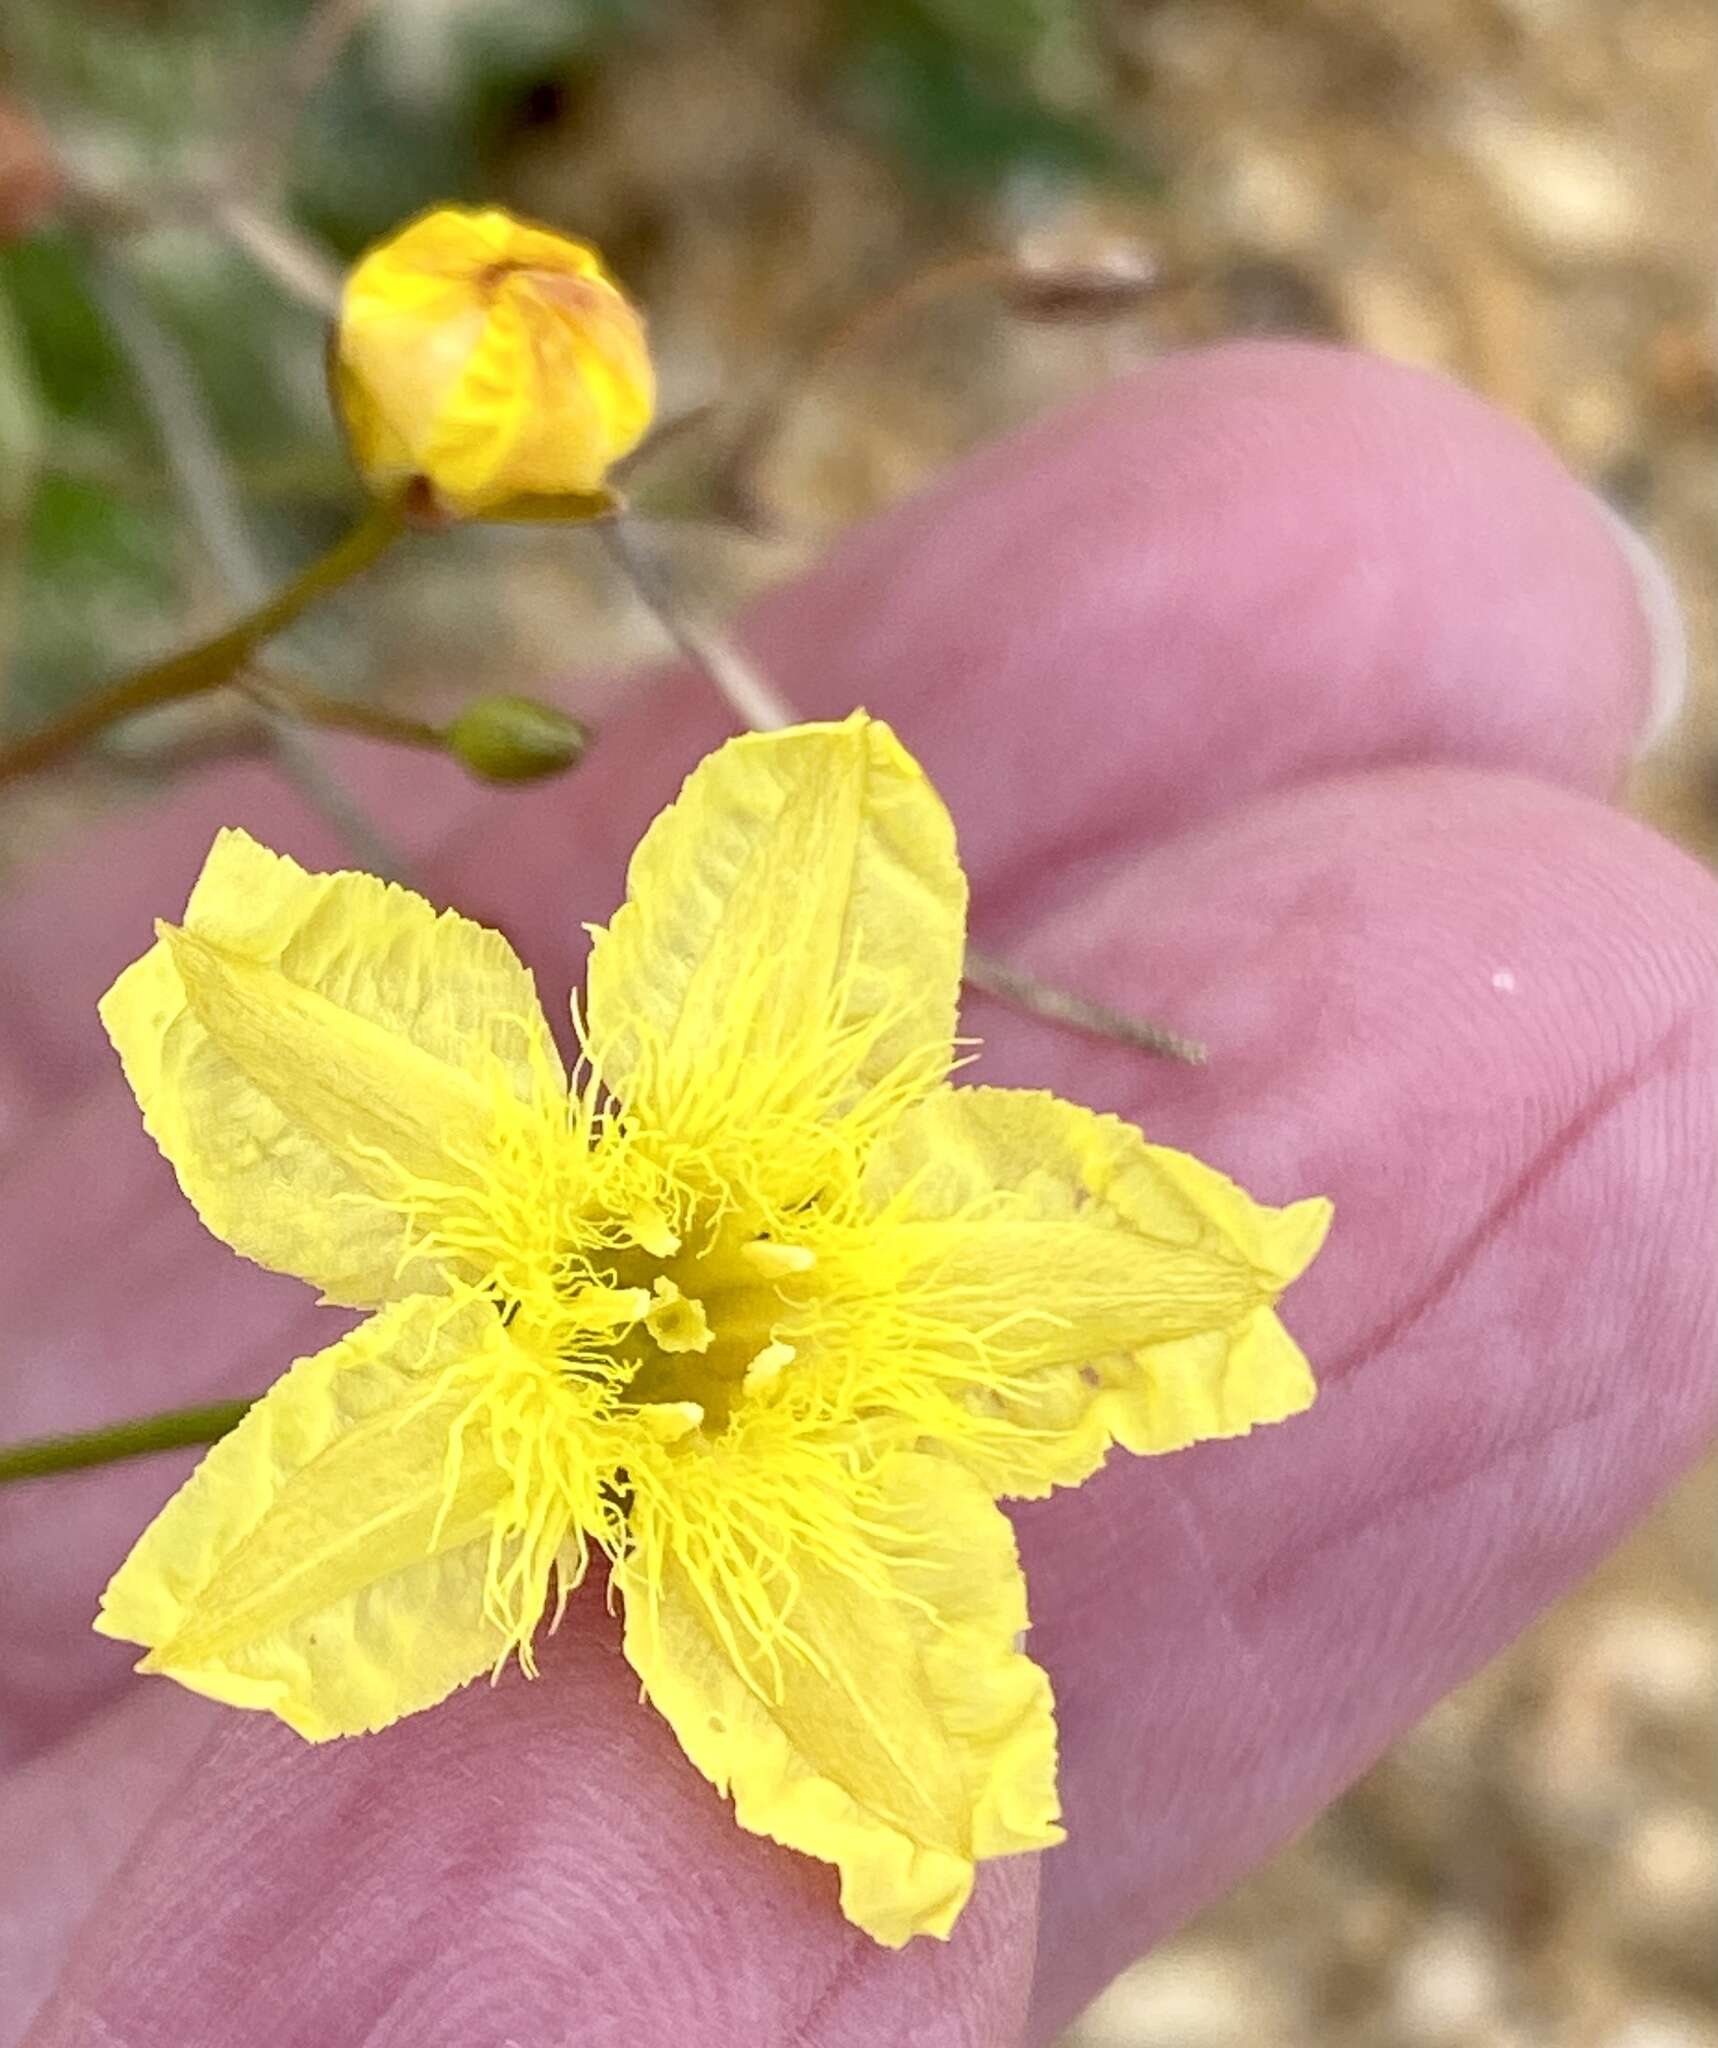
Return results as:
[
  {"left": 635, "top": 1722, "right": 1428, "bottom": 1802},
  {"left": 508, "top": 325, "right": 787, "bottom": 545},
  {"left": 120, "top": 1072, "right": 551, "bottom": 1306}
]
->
[{"left": 0, "top": 341, "right": 1711, "bottom": 2046}]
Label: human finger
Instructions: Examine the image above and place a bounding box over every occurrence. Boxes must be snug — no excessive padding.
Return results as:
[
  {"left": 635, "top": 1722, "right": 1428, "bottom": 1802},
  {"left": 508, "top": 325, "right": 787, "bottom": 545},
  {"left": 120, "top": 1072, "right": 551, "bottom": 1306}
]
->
[
  {"left": 13, "top": 770, "right": 1712, "bottom": 2048},
  {"left": 0, "top": 341, "right": 1666, "bottom": 1137}
]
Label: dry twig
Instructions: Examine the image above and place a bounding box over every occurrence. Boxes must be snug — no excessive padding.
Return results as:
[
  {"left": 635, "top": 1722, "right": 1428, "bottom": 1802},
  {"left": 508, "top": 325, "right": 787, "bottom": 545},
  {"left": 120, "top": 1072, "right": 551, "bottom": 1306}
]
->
[
  {"left": 233, "top": 0, "right": 391, "bottom": 202},
  {"left": 69, "top": 250, "right": 413, "bottom": 880},
  {"left": 714, "top": 246, "right": 1170, "bottom": 529}
]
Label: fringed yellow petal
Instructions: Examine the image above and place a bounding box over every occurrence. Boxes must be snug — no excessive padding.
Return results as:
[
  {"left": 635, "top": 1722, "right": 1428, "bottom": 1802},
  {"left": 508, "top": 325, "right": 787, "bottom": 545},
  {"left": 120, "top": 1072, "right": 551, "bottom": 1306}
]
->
[
  {"left": 1090, "top": 1301, "right": 1318, "bottom": 1454},
  {"left": 94, "top": 1297, "right": 521, "bottom": 1741},
  {"left": 618, "top": 1451, "right": 1061, "bottom": 1946},
  {"left": 849, "top": 1087, "right": 1330, "bottom": 1497},
  {"left": 99, "top": 828, "right": 565, "bottom": 1305},
  {"left": 88, "top": 723, "right": 1333, "bottom": 1948},
  {"left": 584, "top": 716, "right": 965, "bottom": 1172}
]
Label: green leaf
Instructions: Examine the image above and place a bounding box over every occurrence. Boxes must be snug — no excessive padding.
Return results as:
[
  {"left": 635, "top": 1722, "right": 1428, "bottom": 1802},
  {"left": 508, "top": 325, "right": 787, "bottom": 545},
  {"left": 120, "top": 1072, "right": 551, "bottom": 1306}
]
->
[
  {"left": 0, "top": 231, "right": 136, "bottom": 427},
  {"left": 290, "top": 0, "right": 636, "bottom": 253},
  {"left": 0, "top": 290, "right": 46, "bottom": 522},
  {"left": 9, "top": 473, "right": 180, "bottom": 725},
  {"left": 909, "top": 0, "right": 1067, "bottom": 67},
  {"left": 836, "top": 0, "right": 1152, "bottom": 194}
]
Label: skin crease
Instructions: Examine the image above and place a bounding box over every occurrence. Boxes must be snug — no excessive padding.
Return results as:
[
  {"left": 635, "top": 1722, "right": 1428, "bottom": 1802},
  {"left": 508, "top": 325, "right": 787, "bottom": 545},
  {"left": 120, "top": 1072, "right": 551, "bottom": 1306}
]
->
[{"left": 0, "top": 342, "right": 1712, "bottom": 2046}]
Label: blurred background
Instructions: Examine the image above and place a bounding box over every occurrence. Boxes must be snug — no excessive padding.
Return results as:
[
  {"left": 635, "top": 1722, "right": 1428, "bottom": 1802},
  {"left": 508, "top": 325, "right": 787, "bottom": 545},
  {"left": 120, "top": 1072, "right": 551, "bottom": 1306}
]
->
[{"left": 0, "top": 4, "right": 1712, "bottom": 2044}]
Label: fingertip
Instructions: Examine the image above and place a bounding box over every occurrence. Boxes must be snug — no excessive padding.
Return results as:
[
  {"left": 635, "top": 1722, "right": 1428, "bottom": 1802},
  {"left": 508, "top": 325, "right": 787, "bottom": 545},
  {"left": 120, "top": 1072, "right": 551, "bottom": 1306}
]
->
[
  {"left": 1588, "top": 492, "right": 1690, "bottom": 757},
  {"left": 985, "top": 765, "right": 1716, "bottom": 1466},
  {"left": 23, "top": 1620, "right": 1040, "bottom": 2048},
  {"left": 750, "top": 340, "right": 1657, "bottom": 913},
  {"left": 980, "top": 768, "right": 1714, "bottom": 2032},
  {"left": 1, "top": 342, "right": 1660, "bottom": 1139}
]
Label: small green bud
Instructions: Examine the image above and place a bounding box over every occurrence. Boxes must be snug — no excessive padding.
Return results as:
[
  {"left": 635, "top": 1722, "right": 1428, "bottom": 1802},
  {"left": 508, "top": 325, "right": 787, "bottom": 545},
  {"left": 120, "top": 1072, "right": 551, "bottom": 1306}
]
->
[{"left": 444, "top": 694, "right": 587, "bottom": 783}]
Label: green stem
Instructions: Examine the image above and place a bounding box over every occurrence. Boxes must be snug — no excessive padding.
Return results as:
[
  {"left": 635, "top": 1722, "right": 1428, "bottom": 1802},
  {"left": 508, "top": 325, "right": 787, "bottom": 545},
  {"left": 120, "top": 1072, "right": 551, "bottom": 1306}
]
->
[
  {"left": 0, "top": 1400, "right": 254, "bottom": 1485},
  {"left": 244, "top": 668, "right": 446, "bottom": 751},
  {"left": 0, "top": 500, "right": 404, "bottom": 786}
]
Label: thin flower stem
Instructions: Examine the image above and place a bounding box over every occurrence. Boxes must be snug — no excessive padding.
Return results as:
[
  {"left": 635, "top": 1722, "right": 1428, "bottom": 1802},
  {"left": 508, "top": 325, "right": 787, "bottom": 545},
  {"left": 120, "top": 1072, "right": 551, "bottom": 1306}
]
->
[
  {"left": 79, "top": 232, "right": 419, "bottom": 881},
  {"left": 244, "top": 667, "right": 447, "bottom": 752},
  {"left": 0, "top": 501, "right": 403, "bottom": 787},
  {"left": 960, "top": 949, "right": 1207, "bottom": 1064},
  {"left": 84, "top": 252, "right": 264, "bottom": 602},
  {"left": 598, "top": 510, "right": 1207, "bottom": 1063},
  {"left": 598, "top": 513, "right": 794, "bottom": 731},
  {"left": 202, "top": 196, "right": 344, "bottom": 318},
  {"left": 0, "top": 1401, "right": 254, "bottom": 1487},
  {"left": 232, "top": 0, "right": 390, "bottom": 204},
  {"left": 61, "top": 163, "right": 344, "bottom": 324}
]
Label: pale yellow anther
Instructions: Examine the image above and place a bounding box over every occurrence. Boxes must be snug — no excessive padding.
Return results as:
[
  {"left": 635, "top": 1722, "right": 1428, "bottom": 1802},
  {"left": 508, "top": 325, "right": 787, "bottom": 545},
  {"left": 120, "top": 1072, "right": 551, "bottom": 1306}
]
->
[
  {"left": 566, "top": 1282, "right": 650, "bottom": 1329},
  {"left": 743, "top": 1341, "right": 795, "bottom": 1392},
  {"left": 742, "top": 1239, "right": 816, "bottom": 1281},
  {"left": 636, "top": 1400, "right": 704, "bottom": 1443},
  {"left": 627, "top": 1201, "right": 681, "bottom": 1259},
  {"left": 646, "top": 1276, "right": 712, "bottom": 1355}
]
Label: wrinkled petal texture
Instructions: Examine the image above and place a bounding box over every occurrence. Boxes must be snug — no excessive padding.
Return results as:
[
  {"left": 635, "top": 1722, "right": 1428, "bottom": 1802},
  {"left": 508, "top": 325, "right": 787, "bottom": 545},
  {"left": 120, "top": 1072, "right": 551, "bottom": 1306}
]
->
[
  {"left": 99, "top": 828, "right": 564, "bottom": 1305},
  {"left": 619, "top": 1451, "right": 1061, "bottom": 1946},
  {"left": 2, "top": 342, "right": 1705, "bottom": 2046},
  {"left": 87, "top": 719, "right": 1327, "bottom": 1951},
  {"left": 94, "top": 1296, "right": 516, "bottom": 1741},
  {"left": 851, "top": 1087, "right": 1327, "bottom": 1496},
  {"left": 586, "top": 715, "right": 967, "bottom": 1162}
]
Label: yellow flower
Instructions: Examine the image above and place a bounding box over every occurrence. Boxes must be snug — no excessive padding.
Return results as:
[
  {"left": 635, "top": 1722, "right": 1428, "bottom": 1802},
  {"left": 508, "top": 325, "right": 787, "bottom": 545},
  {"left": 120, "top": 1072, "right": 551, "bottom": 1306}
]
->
[
  {"left": 95, "top": 715, "right": 1329, "bottom": 1945},
  {"left": 334, "top": 205, "right": 654, "bottom": 519}
]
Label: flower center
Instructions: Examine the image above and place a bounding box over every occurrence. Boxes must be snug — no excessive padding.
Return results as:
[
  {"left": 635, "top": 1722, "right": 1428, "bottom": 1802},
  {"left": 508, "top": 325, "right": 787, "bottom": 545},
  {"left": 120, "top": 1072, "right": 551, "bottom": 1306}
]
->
[{"left": 561, "top": 1207, "right": 815, "bottom": 1435}]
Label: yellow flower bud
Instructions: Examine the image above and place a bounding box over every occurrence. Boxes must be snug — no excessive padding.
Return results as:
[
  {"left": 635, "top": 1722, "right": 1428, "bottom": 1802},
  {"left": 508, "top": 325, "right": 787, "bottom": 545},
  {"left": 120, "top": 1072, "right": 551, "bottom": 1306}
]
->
[{"left": 334, "top": 206, "right": 654, "bottom": 519}]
